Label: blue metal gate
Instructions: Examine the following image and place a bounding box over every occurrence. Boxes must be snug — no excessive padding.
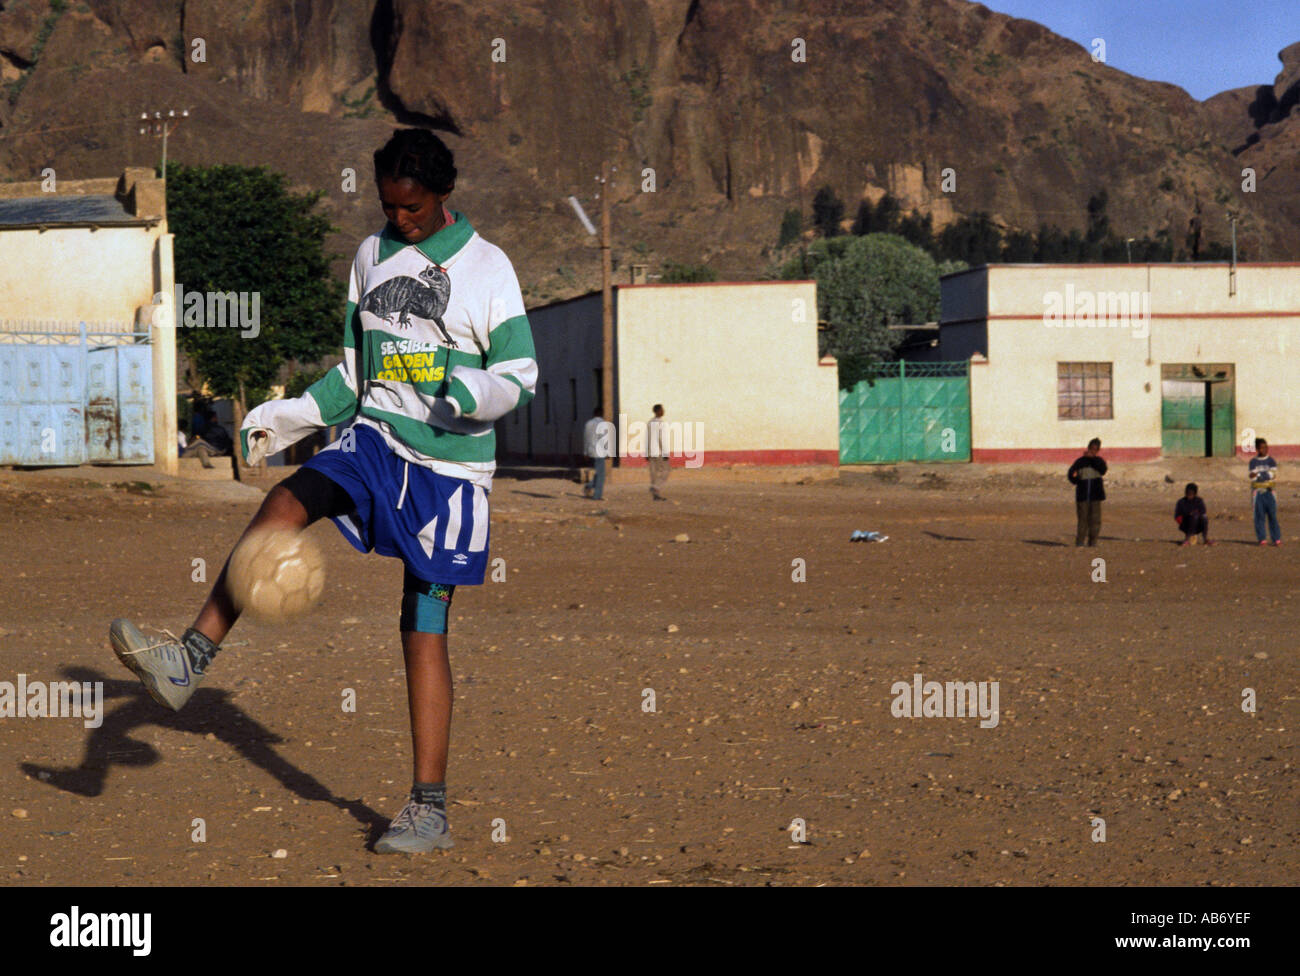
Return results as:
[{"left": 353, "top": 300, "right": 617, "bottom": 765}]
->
[{"left": 0, "top": 321, "right": 153, "bottom": 466}]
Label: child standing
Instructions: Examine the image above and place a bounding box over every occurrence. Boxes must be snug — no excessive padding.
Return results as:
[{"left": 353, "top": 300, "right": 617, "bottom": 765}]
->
[
  {"left": 1174, "top": 482, "right": 1212, "bottom": 546},
  {"left": 1249, "top": 437, "right": 1282, "bottom": 546},
  {"left": 110, "top": 128, "right": 537, "bottom": 853},
  {"left": 1067, "top": 437, "right": 1107, "bottom": 546}
]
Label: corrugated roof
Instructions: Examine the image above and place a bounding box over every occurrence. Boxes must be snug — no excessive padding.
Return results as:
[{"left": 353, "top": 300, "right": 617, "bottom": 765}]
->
[{"left": 0, "top": 194, "right": 142, "bottom": 226}]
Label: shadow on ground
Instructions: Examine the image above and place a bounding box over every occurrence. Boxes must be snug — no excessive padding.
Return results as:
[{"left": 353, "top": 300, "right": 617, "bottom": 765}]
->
[{"left": 18, "top": 665, "right": 389, "bottom": 842}]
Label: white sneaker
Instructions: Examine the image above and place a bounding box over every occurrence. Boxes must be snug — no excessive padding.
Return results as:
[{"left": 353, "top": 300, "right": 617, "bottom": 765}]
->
[
  {"left": 374, "top": 797, "right": 454, "bottom": 853},
  {"left": 109, "top": 619, "right": 205, "bottom": 711}
]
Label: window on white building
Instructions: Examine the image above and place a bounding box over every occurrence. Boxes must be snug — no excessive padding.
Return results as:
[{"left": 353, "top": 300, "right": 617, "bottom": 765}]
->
[{"left": 1057, "top": 362, "right": 1112, "bottom": 420}]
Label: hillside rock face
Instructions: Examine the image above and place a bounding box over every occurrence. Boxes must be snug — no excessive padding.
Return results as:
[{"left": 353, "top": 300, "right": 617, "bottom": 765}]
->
[
  {"left": 1258, "top": 39, "right": 1300, "bottom": 122},
  {"left": 1, "top": 0, "right": 1296, "bottom": 303}
]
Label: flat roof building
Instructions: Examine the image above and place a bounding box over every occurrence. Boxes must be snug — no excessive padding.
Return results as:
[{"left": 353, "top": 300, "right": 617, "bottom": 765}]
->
[
  {"left": 934, "top": 263, "right": 1300, "bottom": 461},
  {"left": 501, "top": 280, "right": 839, "bottom": 472},
  {"left": 0, "top": 168, "right": 177, "bottom": 470}
]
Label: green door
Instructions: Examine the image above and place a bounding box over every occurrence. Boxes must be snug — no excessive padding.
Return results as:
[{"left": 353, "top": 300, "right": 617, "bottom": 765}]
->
[
  {"left": 1161, "top": 364, "right": 1235, "bottom": 458},
  {"left": 1161, "top": 379, "right": 1205, "bottom": 457},
  {"left": 1209, "top": 379, "right": 1235, "bottom": 457}
]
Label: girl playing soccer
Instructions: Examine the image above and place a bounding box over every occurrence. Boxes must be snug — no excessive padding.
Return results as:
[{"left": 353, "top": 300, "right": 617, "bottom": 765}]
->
[{"left": 110, "top": 128, "right": 537, "bottom": 853}]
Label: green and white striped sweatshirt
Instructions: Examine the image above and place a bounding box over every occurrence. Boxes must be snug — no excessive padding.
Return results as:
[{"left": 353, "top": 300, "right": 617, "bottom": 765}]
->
[{"left": 241, "top": 212, "right": 537, "bottom": 489}]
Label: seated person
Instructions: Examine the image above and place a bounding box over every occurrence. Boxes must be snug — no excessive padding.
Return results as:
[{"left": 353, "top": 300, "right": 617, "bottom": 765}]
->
[
  {"left": 201, "top": 410, "right": 233, "bottom": 455},
  {"left": 181, "top": 410, "right": 233, "bottom": 469}
]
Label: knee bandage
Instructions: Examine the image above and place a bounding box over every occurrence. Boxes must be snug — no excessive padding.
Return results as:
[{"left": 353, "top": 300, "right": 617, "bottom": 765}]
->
[{"left": 400, "top": 575, "right": 456, "bottom": 634}]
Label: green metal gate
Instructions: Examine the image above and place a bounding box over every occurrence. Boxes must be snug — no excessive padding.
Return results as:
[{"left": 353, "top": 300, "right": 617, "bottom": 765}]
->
[{"left": 839, "top": 360, "right": 970, "bottom": 463}]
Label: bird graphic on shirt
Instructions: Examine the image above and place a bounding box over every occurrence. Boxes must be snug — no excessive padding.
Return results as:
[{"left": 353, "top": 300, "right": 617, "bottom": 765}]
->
[{"left": 360, "top": 264, "right": 457, "bottom": 347}]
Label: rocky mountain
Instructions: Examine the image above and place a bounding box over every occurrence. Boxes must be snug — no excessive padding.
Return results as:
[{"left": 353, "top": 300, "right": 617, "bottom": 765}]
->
[{"left": 2, "top": 0, "right": 1297, "bottom": 304}]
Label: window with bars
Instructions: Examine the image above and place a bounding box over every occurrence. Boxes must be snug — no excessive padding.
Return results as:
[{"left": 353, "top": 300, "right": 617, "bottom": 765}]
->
[{"left": 1057, "top": 362, "right": 1113, "bottom": 420}]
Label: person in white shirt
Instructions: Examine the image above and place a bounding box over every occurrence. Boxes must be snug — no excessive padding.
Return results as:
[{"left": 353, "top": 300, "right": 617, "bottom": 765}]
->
[
  {"left": 647, "top": 403, "right": 669, "bottom": 500},
  {"left": 582, "top": 406, "right": 613, "bottom": 500}
]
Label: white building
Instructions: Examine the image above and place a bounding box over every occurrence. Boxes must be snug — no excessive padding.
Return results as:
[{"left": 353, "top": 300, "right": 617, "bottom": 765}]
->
[
  {"left": 502, "top": 281, "right": 839, "bottom": 471},
  {"left": 935, "top": 263, "right": 1300, "bottom": 461}
]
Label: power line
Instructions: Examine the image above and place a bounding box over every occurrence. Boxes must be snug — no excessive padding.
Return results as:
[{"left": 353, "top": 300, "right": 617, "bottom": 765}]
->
[{"left": 0, "top": 114, "right": 149, "bottom": 141}]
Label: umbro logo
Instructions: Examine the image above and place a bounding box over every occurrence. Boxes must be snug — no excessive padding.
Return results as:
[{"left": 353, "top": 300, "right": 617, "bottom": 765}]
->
[
  {"left": 452, "top": 553, "right": 468, "bottom": 565},
  {"left": 168, "top": 648, "right": 191, "bottom": 687}
]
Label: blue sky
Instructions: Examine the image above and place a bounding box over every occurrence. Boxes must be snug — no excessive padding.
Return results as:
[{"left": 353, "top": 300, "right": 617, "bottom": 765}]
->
[{"left": 975, "top": 0, "right": 1299, "bottom": 101}]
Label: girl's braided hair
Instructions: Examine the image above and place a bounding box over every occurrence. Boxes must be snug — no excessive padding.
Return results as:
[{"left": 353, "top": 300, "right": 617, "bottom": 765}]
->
[{"left": 374, "top": 128, "right": 457, "bottom": 195}]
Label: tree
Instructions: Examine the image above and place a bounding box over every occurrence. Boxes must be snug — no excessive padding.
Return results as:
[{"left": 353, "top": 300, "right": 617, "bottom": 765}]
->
[
  {"left": 796, "top": 187, "right": 1242, "bottom": 292},
  {"left": 811, "top": 185, "right": 845, "bottom": 237},
  {"left": 1082, "top": 191, "right": 1112, "bottom": 260},
  {"left": 782, "top": 233, "right": 941, "bottom": 388},
  {"left": 284, "top": 365, "right": 330, "bottom": 399},
  {"left": 1201, "top": 239, "right": 1235, "bottom": 261},
  {"left": 850, "top": 199, "right": 873, "bottom": 236},
  {"left": 777, "top": 208, "right": 802, "bottom": 248},
  {"left": 1013, "top": 190, "right": 1223, "bottom": 264},
  {"left": 851, "top": 194, "right": 902, "bottom": 237},
  {"left": 1185, "top": 197, "right": 1204, "bottom": 260},
  {"left": 1000, "top": 229, "right": 1036, "bottom": 262},
  {"left": 660, "top": 260, "right": 718, "bottom": 283},
  {"left": 167, "top": 163, "right": 347, "bottom": 414},
  {"left": 1063, "top": 227, "right": 1086, "bottom": 261},
  {"left": 1133, "top": 230, "right": 1175, "bottom": 262},
  {"left": 872, "top": 194, "right": 902, "bottom": 236},
  {"left": 897, "top": 208, "right": 934, "bottom": 251},
  {"left": 776, "top": 235, "right": 854, "bottom": 280},
  {"left": 1033, "top": 222, "right": 1069, "bottom": 262},
  {"left": 938, "top": 211, "right": 1003, "bottom": 265}
]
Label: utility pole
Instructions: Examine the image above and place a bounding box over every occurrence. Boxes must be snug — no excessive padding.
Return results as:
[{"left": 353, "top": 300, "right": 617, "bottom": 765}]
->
[
  {"left": 598, "top": 162, "right": 615, "bottom": 431},
  {"left": 566, "top": 163, "right": 617, "bottom": 448},
  {"left": 1228, "top": 214, "right": 1238, "bottom": 297},
  {"left": 139, "top": 109, "right": 190, "bottom": 182}
]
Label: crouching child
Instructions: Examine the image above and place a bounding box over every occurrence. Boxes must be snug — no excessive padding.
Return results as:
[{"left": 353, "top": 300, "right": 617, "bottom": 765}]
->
[{"left": 1174, "top": 482, "right": 1212, "bottom": 546}]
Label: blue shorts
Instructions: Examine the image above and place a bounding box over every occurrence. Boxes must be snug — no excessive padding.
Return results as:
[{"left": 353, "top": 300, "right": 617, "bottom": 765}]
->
[{"left": 302, "top": 424, "right": 490, "bottom": 585}]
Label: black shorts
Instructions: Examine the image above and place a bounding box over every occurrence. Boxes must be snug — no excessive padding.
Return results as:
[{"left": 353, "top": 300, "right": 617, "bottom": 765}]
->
[{"left": 278, "top": 467, "right": 355, "bottom": 524}]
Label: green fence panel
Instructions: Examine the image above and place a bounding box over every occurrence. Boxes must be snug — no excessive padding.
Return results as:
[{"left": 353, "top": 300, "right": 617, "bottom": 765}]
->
[
  {"left": 839, "top": 371, "right": 903, "bottom": 463},
  {"left": 901, "top": 376, "right": 970, "bottom": 461}
]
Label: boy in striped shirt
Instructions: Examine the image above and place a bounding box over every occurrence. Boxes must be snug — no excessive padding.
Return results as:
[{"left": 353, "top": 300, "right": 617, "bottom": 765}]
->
[{"left": 111, "top": 129, "right": 537, "bottom": 853}]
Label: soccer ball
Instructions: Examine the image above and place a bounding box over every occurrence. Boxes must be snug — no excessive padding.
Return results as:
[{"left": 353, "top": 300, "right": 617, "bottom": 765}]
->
[{"left": 227, "top": 528, "right": 326, "bottom": 624}]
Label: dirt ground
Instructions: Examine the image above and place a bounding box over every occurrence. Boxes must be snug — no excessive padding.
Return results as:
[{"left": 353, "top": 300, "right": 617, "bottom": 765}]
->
[{"left": 0, "top": 458, "right": 1295, "bottom": 886}]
